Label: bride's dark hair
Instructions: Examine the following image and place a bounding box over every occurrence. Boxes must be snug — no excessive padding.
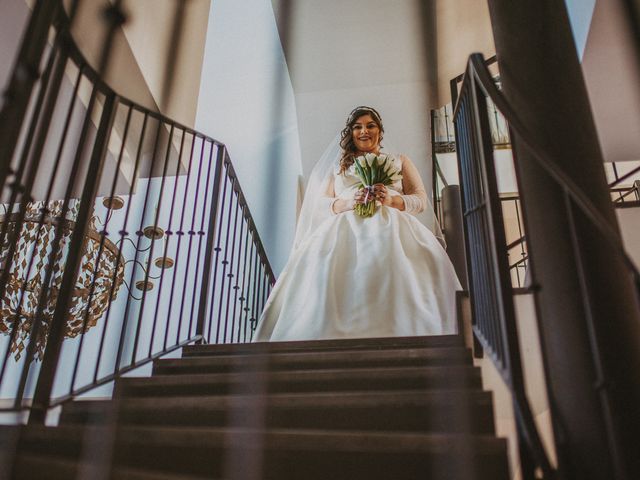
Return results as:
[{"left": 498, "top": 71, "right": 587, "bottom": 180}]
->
[{"left": 339, "top": 106, "right": 384, "bottom": 174}]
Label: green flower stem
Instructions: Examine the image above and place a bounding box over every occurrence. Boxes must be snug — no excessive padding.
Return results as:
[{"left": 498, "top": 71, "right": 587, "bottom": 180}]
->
[{"left": 355, "top": 200, "right": 377, "bottom": 217}]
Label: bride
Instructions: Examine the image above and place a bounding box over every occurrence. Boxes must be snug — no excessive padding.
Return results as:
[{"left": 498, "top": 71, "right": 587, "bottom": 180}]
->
[{"left": 253, "top": 106, "right": 461, "bottom": 341}]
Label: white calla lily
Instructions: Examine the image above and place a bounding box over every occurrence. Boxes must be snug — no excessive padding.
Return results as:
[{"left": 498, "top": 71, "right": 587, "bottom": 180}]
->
[{"left": 365, "top": 153, "right": 376, "bottom": 166}]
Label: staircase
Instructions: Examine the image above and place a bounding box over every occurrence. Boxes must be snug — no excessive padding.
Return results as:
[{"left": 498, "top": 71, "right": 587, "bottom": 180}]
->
[{"left": 2, "top": 335, "right": 510, "bottom": 479}]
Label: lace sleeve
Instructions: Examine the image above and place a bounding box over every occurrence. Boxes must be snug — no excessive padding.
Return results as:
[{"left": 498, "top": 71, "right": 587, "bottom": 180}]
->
[
  {"left": 399, "top": 154, "right": 427, "bottom": 214},
  {"left": 323, "top": 176, "right": 340, "bottom": 215}
]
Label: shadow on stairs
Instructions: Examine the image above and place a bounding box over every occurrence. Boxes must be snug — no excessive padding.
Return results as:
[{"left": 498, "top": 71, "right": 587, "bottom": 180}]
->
[{"left": 1, "top": 334, "right": 510, "bottom": 479}]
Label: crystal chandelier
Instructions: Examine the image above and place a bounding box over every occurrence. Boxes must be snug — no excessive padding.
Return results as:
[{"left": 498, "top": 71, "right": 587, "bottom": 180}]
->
[{"left": 0, "top": 200, "right": 125, "bottom": 361}]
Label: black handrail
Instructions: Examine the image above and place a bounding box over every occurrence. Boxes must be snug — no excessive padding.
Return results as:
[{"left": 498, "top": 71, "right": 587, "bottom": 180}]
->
[
  {"left": 465, "top": 54, "right": 639, "bottom": 282},
  {"left": 455, "top": 52, "right": 640, "bottom": 480},
  {"left": 0, "top": 0, "right": 274, "bottom": 421},
  {"left": 609, "top": 164, "right": 640, "bottom": 188},
  {"left": 453, "top": 56, "right": 555, "bottom": 479}
]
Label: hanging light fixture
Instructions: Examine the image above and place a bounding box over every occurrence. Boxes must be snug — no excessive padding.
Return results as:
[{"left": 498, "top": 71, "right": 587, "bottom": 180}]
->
[{"left": 0, "top": 200, "right": 125, "bottom": 361}]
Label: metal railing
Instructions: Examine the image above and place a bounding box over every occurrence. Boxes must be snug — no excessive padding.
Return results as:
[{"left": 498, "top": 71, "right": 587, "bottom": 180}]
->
[
  {"left": 432, "top": 82, "right": 640, "bottom": 290},
  {"left": 454, "top": 53, "right": 640, "bottom": 480},
  {"left": 0, "top": 1, "right": 274, "bottom": 422},
  {"left": 453, "top": 55, "right": 555, "bottom": 480}
]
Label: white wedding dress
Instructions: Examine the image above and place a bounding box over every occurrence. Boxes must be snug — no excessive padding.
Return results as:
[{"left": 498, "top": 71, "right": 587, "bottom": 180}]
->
[{"left": 253, "top": 154, "right": 461, "bottom": 341}]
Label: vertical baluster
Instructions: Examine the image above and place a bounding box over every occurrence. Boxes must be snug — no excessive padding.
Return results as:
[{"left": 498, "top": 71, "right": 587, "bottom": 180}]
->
[
  {"left": 20, "top": 79, "right": 103, "bottom": 396},
  {"left": 444, "top": 104, "right": 451, "bottom": 143},
  {"left": 0, "top": 58, "right": 83, "bottom": 393},
  {"left": 139, "top": 121, "right": 177, "bottom": 358},
  {"left": 215, "top": 175, "right": 237, "bottom": 343},
  {"left": 115, "top": 117, "right": 163, "bottom": 370},
  {"left": 0, "top": 1, "right": 62, "bottom": 192},
  {"left": 29, "top": 89, "right": 119, "bottom": 423},
  {"left": 222, "top": 199, "right": 241, "bottom": 343},
  {"left": 242, "top": 238, "right": 257, "bottom": 343},
  {"left": 249, "top": 241, "right": 260, "bottom": 340},
  {"left": 514, "top": 198, "right": 527, "bottom": 287},
  {"left": 0, "top": 47, "right": 66, "bottom": 329},
  {"left": 187, "top": 141, "right": 216, "bottom": 338},
  {"left": 208, "top": 166, "right": 231, "bottom": 343},
  {"left": 157, "top": 128, "right": 186, "bottom": 349},
  {"left": 258, "top": 261, "right": 267, "bottom": 335},
  {"left": 236, "top": 217, "right": 251, "bottom": 343},
  {"left": 174, "top": 138, "right": 207, "bottom": 340},
  {"left": 195, "top": 144, "right": 225, "bottom": 344},
  {"left": 460, "top": 96, "right": 485, "bottom": 329},
  {"left": 99, "top": 110, "right": 149, "bottom": 379},
  {"left": 70, "top": 102, "right": 133, "bottom": 394},
  {"left": 470, "top": 87, "right": 498, "bottom": 359},
  {"left": 93, "top": 104, "right": 138, "bottom": 383},
  {"left": 230, "top": 206, "right": 247, "bottom": 343},
  {"left": 167, "top": 133, "right": 197, "bottom": 344}
]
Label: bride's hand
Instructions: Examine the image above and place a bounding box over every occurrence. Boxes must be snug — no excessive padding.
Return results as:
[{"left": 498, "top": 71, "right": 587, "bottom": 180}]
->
[
  {"left": 373, "top": 184, "right": 392, "bottom": 206},
  {"left": 354, "top": 189, "right": 368, "bottom": 205}
]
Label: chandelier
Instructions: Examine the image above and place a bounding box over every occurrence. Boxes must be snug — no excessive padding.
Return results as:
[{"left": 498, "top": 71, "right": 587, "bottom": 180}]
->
[{"left": 0, "top": 200, "right": 125, "bottom": 361}]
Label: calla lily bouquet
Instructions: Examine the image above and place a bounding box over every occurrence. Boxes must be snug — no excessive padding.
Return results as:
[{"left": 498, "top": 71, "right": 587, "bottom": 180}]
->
[{"left": 353, "top": 153, "right": 402, "bottom": 217}]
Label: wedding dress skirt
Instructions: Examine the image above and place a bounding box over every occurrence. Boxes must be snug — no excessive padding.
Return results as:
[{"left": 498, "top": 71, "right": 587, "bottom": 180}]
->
[{"left": 253, "top": 205, "right": 461, "bottom": 341}]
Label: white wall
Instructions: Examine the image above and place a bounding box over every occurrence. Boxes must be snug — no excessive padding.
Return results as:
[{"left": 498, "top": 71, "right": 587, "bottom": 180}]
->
[
  {"left": 195, "top": 0, "right": 303, "bottom": 275},
  {"left": 271, "top": 0, "right": 437, "bottom": 190}
]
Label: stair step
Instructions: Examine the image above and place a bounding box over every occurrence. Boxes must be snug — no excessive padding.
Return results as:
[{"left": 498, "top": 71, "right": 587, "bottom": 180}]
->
[
  {"left": 184, "top": 334, "right": 464, "bottom": 357},
  {"left": 12, "top": 453, "right": 213, "bottom": 480},
  {"left": 116, "top": 365, "right": 482, "bottom": 398},
  {"left": 59, "top": 390, "right": 495, "bottom": 434},
  {"left": 154, "top": 346, "right": 472, "bottom": 375},
  {"left": 13, "top": 425, "right": 510, "bottom": 480}
]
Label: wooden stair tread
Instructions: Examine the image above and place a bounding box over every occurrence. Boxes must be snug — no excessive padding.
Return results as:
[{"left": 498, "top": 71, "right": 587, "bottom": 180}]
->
[
  {"left": 11, "top": 424, "right": 507, "bottom": 453},
  {"left": 2, "top": 335, "right": 511, "bottom": 479},
  {"left": 183, "top": 334, "right": 464, "bottom": 356},
  {"left": 116, "top": 365, "right": 483, "bottom": 396},
  {"left": 59, "top": 390, "right": 495, "bottom": 434},
  {"left": 8, "top": 425, "right": 510, "bottom": 479},
  {"left": 12, "top": 453, "right": 214, "bottom": 480},
  {"left": 153, "top": 346, "right": 472, "bottom": 375}
]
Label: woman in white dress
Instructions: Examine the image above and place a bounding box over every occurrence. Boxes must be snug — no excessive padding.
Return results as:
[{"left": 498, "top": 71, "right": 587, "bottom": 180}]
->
[{"left": 253, "top": 106, "right": 461, "bottom": 341}]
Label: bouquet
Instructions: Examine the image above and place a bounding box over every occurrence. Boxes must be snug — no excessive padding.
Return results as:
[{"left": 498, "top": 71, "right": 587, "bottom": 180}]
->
[{"left": 353, "top": 153, "right": 402, "bottom": 217}]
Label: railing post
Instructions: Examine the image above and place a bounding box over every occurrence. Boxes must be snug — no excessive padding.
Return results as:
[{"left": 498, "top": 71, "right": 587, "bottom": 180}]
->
[
  {"left": 195, "top": 145, "right": 226, "bottom": 344},
  {"left": 0, "top": 0, "right": 61, "bottom": 192},
  {"left": 441, "top": 185, "right": 467, "bottom": 289},
  {"left": 486, "top": 2, "right": 640, "bottom": 479},
  {"left": 29, "top": 93, "right": 118, "bottom": 424},
  {"left": 430, "top": 109, "right": 439, "bottom": 219}
]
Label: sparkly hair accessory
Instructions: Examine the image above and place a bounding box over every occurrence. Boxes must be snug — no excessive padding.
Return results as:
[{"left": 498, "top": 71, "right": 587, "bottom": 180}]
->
[{"left": 346, "top": 106, "right": 383, "bottom": 126}]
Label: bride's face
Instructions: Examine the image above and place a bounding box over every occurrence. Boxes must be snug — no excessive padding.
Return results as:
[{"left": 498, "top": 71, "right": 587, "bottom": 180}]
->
[{"left": 351, "top": 114, "right": 381, "bottom": 153}]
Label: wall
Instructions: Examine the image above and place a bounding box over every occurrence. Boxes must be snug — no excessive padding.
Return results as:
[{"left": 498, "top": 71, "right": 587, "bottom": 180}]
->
[
  {"left": 0, "top": 0, "right": 31, "bottom": 91},
  {"left": 195, "top": 0, "right": 303, "bottom": 275},
  {"left": 581, "top": 0, "right": 640, "bottom": 163},
  {"left": 270, "top": 0, "right": 439, "bottom": 209},
  {"left": 435, "top": 0, "right": 495, "bottom": 105},
  {"left": 617, "top": 206, "right": 640, "bottom": 270},
  {"left": 119, "top": 0, "right": 210, "bottom": 126},
  {"left": 460, "top": 293, "right": 557, "bottom": 480}
]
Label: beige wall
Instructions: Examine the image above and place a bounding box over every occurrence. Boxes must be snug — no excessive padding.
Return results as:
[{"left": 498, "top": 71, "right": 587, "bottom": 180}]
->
[
  {"left": 581, "top": 0, "right": 640, "bottom": 163},
  {"left": 120, "top": 0, "right": 210, "bottom": 126},
  {"left": 460, "top": 293, "right": 557, "bottom": 480},
  {"left": 62, "top": 0, "right": 210, "bottom": 126},
  {"left": 617, "top": 206, "right": 640, "bottom": 270},
  {"left": 435, "top": 0, "right": 495, "bottom": 105}
]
